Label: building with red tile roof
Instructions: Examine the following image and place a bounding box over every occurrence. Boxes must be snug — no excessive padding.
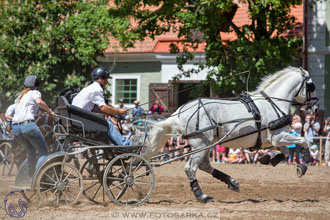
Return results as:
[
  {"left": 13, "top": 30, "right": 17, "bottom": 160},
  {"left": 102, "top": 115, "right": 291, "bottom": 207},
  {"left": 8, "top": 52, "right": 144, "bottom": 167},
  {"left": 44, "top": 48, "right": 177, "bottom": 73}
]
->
[{"left": 100, "top": 2, "right": 329, "bottom": 115}]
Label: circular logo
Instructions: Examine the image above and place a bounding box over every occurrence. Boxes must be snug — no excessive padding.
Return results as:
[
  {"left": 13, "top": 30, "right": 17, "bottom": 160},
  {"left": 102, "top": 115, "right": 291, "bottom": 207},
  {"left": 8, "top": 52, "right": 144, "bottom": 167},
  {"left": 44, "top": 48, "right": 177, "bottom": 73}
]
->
[{"left": 4, "top": 190, "right": 29, "bottom": 218}]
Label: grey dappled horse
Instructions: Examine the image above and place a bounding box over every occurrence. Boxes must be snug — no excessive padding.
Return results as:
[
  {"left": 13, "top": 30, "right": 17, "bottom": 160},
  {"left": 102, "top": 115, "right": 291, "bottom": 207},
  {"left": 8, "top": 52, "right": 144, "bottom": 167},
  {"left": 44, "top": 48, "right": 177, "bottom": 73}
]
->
[{"left": 143, "top": 67, "right": 318, "bottom": 203}]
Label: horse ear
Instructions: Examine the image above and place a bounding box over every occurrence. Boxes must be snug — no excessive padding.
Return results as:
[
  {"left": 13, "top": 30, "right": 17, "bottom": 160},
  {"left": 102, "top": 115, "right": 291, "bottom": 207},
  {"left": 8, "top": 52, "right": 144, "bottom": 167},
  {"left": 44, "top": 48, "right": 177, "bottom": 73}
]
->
[{"left": 299, "top": 67, "right": 308, "bottom": 76}]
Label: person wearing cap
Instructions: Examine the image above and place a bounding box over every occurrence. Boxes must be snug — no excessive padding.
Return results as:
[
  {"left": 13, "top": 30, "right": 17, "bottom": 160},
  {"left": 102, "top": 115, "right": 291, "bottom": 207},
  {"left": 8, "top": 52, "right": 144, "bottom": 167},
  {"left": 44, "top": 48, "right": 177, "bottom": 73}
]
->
[
  {"left": 310, "top": 144, "right": 320, "bottom": 165},
  {"left": 72, "top": 67, "right": 131, "bottom": 145},
  {"left": 12, "top": 75, "right": 54, "bottom": 186},
  {"left": 116, "top": 98, "right": 126, "bottom": 109},
  {"left": 132, "top": 100, "right": 144, "bottom": 121}
]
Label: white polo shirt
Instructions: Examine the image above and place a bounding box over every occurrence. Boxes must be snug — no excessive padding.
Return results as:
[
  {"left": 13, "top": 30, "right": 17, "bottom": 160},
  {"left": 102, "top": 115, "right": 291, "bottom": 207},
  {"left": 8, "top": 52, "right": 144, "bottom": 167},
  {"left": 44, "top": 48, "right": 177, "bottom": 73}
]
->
[
  {"left": 5, "top": 104, "right": 16, "bottom": 118},
  {"left": 72, "top": 82, "right": 106, "bottom": 112},
  {"left": 13, "top": 90, "right": 41, "bottom": 123}
]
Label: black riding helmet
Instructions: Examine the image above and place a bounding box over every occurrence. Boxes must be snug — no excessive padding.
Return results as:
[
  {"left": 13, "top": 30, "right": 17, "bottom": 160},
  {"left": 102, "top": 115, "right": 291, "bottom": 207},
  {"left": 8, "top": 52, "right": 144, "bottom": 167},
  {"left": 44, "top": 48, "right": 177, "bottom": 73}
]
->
[
  {"left": 24, "top": 75, "right": 40, "bottom": 89},
  {"left": 92, "top": 67, "right": 111, "bottom": 80}
]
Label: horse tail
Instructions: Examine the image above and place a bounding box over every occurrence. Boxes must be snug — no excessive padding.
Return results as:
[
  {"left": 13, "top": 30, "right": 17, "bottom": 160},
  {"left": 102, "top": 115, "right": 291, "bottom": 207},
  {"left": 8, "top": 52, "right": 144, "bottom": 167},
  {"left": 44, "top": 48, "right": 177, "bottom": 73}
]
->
[{"left": 142, "top": 117, "right": 180, "bottom": 161}]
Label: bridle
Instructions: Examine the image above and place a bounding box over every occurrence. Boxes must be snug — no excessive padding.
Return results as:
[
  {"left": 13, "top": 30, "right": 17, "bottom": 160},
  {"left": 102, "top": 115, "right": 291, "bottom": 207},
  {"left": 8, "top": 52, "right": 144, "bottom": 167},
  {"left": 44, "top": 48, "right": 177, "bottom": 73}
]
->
[{"left": 294, "top": 70, "right": 318, "bottom": 110}]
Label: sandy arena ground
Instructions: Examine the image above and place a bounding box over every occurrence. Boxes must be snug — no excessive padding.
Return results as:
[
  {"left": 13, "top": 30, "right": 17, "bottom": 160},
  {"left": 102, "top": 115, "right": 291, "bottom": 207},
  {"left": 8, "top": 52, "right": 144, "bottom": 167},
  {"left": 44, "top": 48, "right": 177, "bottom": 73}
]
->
[{"left": 1, "top": 162, "right": 330, "bottom": 220}]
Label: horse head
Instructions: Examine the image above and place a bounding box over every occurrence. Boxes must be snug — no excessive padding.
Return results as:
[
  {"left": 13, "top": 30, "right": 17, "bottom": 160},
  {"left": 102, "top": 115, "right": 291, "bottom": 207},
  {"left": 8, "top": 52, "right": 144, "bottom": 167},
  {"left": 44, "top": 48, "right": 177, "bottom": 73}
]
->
[{"left": 294, "top": 67, "right": 318, "bottom": 113}]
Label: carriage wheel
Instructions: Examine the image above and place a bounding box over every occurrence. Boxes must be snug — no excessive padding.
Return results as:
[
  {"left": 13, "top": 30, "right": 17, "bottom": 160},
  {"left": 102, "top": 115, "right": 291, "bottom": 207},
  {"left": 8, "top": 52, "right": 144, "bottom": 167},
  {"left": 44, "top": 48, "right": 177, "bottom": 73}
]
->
[
  {"left": 80, "top": 158, "right": 109, "bottom": 204},
  {"left": 36, "top": 162, "right": 83, "bottom": 206},
  {"left": 0, "top": 142, "right": 14, "bottom": 176},
  {"left": 103, "top": 153, "right": 154, "bottom": 206}
]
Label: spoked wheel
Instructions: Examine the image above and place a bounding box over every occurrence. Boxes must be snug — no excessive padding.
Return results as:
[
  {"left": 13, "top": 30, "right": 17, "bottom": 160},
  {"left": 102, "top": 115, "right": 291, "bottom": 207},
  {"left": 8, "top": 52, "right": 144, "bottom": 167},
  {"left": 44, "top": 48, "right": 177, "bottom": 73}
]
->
[
  {"left": 0, "top": 142, "right": 14, "bottom": 176},
  {"left": 36, "top": 162, "right": 83, "bottom": 206},
  {"left": 103, "top": 153, "right": 154, "bottom": 206},
  {"left": 80, "top": 157, "right": 109, "bottom": 204}
]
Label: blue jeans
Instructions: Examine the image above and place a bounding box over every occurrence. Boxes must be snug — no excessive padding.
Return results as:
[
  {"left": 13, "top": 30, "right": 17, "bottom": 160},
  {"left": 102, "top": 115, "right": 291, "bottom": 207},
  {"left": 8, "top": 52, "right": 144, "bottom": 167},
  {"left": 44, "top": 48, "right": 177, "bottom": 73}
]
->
[
  {"left": 105, "top": 119, "right": 131, "bottom": 146},
  {"left": 12, "top": 121, "right": 48, "bottom": 178}
]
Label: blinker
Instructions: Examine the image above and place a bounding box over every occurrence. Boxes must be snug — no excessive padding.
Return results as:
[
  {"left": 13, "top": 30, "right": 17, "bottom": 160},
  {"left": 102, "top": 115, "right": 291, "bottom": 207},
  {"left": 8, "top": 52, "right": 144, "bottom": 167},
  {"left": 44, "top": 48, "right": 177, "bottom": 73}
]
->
[{"left": 306, "top": 82, "right": 315, "bottom": 93}]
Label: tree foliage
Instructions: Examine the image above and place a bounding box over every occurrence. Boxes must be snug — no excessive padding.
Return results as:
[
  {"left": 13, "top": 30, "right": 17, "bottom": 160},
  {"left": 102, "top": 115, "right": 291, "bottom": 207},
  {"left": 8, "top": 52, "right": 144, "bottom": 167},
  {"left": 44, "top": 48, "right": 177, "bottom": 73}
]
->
[
  {"left": 112, "top": 0, "right": 303, "bottom": 97},
  {"left": 0, "top": 0, "right": 137, "bottom": 109}
]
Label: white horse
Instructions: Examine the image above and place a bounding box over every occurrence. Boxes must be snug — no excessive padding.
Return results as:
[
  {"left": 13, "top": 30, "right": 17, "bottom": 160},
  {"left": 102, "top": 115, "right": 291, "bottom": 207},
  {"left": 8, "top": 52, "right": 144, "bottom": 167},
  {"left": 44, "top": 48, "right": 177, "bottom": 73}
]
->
[{"left": 142, "top": 67, "right": 318, "bottom": 203}]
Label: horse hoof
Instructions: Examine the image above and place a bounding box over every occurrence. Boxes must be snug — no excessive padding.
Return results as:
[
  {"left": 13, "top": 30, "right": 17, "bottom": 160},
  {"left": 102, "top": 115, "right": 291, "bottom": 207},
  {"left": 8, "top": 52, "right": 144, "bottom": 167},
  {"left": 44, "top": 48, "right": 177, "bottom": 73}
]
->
[
  {"left": 258, "top": 154, "right": 271, "bottom": 165},
  {"left": 198, "top": 194, "right": 214, "bottom": 203},
  {"left": 227, "top": 178, "right": 240, "bottom": 192},
  {"left": 297, "top": 164, "right": 308, "bottom": 178},
  {"left": 270, "top": 153, "right": 285, "bottom": 167}
]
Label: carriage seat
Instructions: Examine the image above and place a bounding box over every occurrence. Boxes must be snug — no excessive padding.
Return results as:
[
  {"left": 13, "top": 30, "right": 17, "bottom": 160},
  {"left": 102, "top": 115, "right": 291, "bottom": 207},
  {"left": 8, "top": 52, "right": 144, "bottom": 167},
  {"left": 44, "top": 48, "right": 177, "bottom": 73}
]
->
[{"left": 57, "top": 96, "right": 108, "bottom": 133}]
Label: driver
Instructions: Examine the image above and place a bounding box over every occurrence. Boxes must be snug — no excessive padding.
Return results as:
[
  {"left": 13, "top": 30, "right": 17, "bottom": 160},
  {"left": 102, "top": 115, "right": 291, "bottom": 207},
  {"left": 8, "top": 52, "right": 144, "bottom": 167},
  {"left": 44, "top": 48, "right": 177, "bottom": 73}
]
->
[{"left": 72, "top": 67, "right": 131, "bottom": 145}]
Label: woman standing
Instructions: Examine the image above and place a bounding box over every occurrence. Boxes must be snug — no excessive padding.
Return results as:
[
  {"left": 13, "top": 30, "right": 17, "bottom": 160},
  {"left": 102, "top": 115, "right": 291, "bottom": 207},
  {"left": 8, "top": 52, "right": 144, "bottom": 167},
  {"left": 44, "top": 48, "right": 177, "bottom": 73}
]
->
[{"left": 12, "top": 75, "right": 54, "bottom": 184}]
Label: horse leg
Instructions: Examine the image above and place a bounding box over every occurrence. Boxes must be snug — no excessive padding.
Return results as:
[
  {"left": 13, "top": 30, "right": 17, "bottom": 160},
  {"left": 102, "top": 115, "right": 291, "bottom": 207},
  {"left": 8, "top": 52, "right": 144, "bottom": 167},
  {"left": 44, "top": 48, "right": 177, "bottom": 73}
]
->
[
  {"left": 265, "top": 131, "right": 309, "bottom": 176},
  {"left": 184, "top": 150, "right": 214, "bottom": 203},
  {"left": 198, "top": 150, "right": 240, "bottom": 192},
  {"left": 185, "top": 136, "right": 239, "bottom": 203}
]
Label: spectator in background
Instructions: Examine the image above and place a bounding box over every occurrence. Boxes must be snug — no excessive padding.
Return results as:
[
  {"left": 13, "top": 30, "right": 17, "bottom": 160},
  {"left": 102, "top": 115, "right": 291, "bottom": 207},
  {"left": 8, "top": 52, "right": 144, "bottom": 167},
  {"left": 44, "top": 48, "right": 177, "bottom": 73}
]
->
[
  {"left": 122, "top": 115, "right": 132, "bottom": 138},
  {"left": 310, "top": 144, "right": 320, "bottom": 166},
  {"left": 315, "top": 104, "right": 325, "bottom": 136},
  {"left": 177, "top": 135, "right": 189, "bottom": 161},
  {"left": 168, "top": 136, "right": 178, "bottom": 158},
  {"left": 226, "top": 148, "right": 245, "bottom": 164},
  {"left": 116, "top": 98, "right": 126, "bottom": 109},
  {"left": 243, "top": 148, "right": 259, "bottom": 164},
  {"left": 291, "top": 115, "right": 303, "bottom": 164},
  {"left": 132, "top": 100, "right": 144, "bottom": 121},
  {"left": 149, "top": 99, "right": 164, "bottom": 115},
  {"left": 136, "top": 112, "right": 147, "bottom": 126},
  {"left": 295, "top": 107, "right": 306, "bottom": 136},
  {"left": 160, "top": 139, "right": 171, "bottom": 161},
  {"left": 323, "top": 116, "right": 330, "bottom": 166},
  {"left": 286, "top": 128, "right": 299, "bottom": 165},
  {"left": 304, "top": 114, "right": 320, "bottom": 145},
  {"left": 216, "top": 145, "right": 227, "bottom": 164},
  {"left": 116, "top": 98, "right": 127, "bottom": 122}
]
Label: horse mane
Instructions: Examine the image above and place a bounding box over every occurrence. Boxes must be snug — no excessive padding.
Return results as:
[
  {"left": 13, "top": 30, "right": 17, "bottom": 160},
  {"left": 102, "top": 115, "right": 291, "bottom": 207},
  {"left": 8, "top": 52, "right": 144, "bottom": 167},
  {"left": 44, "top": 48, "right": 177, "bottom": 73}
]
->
[{"left": 253, "top": 66, "right": 305, "bottom": 93}]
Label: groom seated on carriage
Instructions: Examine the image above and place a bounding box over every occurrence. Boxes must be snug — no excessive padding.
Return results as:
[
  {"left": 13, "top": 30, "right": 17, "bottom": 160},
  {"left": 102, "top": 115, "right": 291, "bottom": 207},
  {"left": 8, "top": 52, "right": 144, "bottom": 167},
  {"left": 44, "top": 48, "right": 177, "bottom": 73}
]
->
[{"left": 71, "top": 67, "right": 131, "bottom": 146}]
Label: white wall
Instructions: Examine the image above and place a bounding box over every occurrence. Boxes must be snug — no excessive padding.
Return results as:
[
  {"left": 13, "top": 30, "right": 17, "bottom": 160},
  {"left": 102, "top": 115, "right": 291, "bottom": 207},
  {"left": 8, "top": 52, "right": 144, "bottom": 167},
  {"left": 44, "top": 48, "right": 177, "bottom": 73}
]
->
[
  {"left": 307, "top": 0, "right": 330, "bottom": 109},
  {"left": 155, "top": 53, "right": 211, "bottom": 83}
]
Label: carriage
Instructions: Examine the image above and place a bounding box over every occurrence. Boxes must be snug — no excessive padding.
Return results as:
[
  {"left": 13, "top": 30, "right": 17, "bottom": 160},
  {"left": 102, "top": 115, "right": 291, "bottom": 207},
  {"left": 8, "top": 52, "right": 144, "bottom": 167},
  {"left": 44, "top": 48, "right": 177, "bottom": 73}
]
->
[
  {"left": 9, "top": 67, "right": 318, "bottom": 206},
  {"left": 13, "top": 96, "right": 155, "bottom": 206}
]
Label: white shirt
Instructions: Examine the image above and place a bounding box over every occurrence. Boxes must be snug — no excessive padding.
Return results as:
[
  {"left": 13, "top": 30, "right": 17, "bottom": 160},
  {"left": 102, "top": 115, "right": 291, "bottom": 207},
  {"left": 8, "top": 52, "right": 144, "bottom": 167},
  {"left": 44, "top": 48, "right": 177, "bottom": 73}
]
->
[
  {"left": 13, "top": 90, "right": 41, "bottom": 123},
  {"left": 310, "top": 150, "right": 319, "bottom": 160},
  {"left": 292, "top": 122, "right": 302, "bottom": 136},
  {"left": 72, "top": 82, "right": 106, "bottom": 112},
  {"left": 229, "top": 148, "right": 241, "bottom": 155},
  {"left": 5, "top": 104, "right": 16, "bottom": 118}
]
